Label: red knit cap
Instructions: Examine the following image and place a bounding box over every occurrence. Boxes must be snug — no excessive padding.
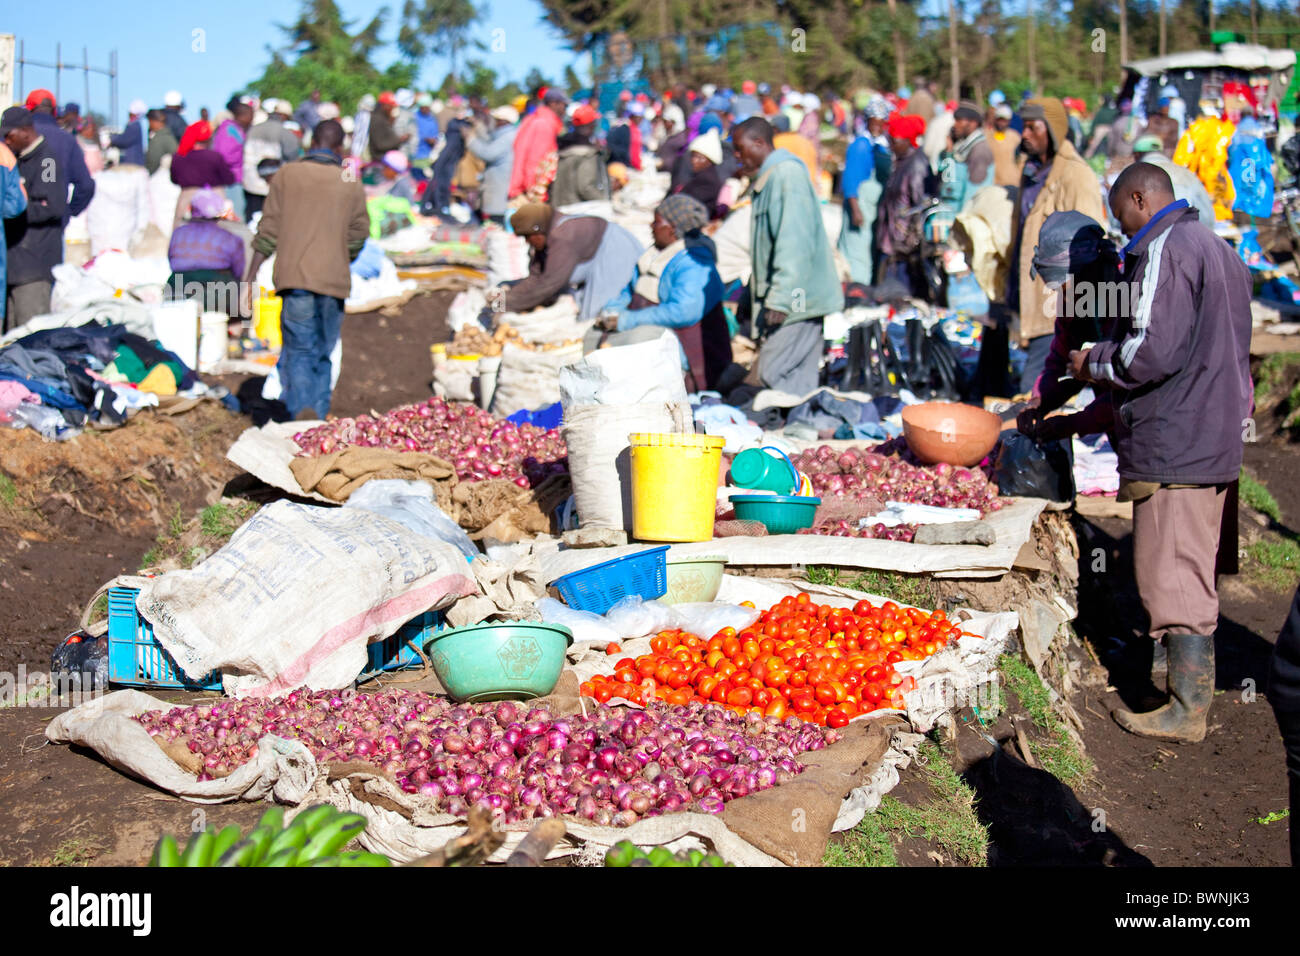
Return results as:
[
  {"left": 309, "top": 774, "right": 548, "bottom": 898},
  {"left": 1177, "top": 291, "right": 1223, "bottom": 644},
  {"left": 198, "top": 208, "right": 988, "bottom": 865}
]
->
[{"left": 887, "top": 112, "right": 925, "bottom": 147}]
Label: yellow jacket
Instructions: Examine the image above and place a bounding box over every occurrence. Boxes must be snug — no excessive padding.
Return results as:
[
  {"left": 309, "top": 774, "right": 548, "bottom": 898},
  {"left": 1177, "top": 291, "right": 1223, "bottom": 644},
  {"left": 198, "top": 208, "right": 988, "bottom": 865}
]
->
[{"left": 1173, "top": 116, "right": 1236, "bottom": 220}]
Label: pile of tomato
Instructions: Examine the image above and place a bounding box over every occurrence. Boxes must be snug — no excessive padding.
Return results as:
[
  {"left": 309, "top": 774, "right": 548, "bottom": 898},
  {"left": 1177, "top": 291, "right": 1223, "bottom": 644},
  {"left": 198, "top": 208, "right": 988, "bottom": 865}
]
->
[{"left": 578, "top": 593, "right": 978, "bottom": 728}]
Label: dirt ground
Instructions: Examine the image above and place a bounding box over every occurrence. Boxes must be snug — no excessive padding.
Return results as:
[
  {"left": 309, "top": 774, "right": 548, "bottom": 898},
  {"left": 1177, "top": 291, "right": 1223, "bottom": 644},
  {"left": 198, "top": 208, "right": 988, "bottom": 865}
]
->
[{"left": 1, "top": 292, "right": 1297, "bottom": 866}]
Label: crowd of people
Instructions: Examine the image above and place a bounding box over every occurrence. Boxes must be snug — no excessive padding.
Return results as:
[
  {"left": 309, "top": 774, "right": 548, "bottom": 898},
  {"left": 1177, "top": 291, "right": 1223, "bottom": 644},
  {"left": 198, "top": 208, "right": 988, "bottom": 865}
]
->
[{"left": 3, "top": 70, "right": 1299, "bottom": 859}]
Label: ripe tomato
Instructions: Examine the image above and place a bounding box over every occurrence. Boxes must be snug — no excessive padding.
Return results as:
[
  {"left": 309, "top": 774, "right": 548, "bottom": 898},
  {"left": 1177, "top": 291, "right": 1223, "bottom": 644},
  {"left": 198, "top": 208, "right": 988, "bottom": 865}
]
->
[
  {"left": 864, "top": 682, "right": 885, "bottom": 703},
  {"left": 594, "top": 684, "right": 614, "bottom": 703},
  {"left": 764, "top": 699, "right": 788, "bottom": 719},
  {"left": 697, "top": 675, "right": 719, "bottom": 698},
  {"left": 668, "top": 688, "right": 692, "bottom": 706},
  {"left": 853, "top": 600, "right": 875, "bottom": 617},
  {"left": 606, "top": 643, "right": 623, "bottom": 656},
  {"left": 826, "top": 707, "right": 851, "bottom": 729},
  {"left": 726, "top": 687, "right": 753, "bottom": 707},
  {"left": 711, "top": 681, "right": 733, "bottom": 703}
]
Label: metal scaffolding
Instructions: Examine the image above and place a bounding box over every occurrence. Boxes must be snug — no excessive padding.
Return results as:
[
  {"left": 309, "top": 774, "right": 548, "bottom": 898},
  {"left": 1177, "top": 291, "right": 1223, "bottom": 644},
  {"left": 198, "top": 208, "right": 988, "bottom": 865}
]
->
[{"left": 15, "top": 40, "right": 118, "bottom": 121}]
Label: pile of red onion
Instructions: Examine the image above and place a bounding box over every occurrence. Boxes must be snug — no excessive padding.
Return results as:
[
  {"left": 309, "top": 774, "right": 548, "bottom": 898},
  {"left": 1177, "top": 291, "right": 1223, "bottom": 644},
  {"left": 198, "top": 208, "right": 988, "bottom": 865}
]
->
[
  {"left": 789, "top": 445, "right": 1002, "bottom": 540},
  {"left": 292, "top": 398, "right": 567, "bottom": 488},
  {"left": 134, "top": 690, "right": 839, "bottom": 826}
]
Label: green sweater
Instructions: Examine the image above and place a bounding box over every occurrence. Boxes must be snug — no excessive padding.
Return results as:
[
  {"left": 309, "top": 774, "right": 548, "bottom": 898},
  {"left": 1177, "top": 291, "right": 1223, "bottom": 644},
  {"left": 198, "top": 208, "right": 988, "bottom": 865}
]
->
[{"left": 748, "top": 149, "right": 844, "bottom": 323}]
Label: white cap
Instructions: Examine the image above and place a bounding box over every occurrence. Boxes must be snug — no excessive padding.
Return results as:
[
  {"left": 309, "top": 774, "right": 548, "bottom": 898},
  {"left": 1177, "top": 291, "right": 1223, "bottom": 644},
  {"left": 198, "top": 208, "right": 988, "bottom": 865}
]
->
[
  {"left": 341, "top": 115, "right": 355, "bottom": 134},
  {"left": 129, "top": 99, "right": 148, "bottom": 116},
  {"left": 700, "top": 84, "right": 717, "bottom": 99},
  {"left": 277, "top": 99, "right": 295, "bottom": 115},
  {"left": 395, "top": 88, "right": 415, "bottom": 109},
  {"left": 688, "top": 128, "right": 723, "bottom": 165},
  {"left": 802, "top": 92, "right": 821, "bottom": 111},
  {"left": 490, "top": 105, "right": 519, "bottom": 124},
  {"left": 164, "top": 90, "right": 183, "bottom": 107},
  {"left": 382, "top": 150, "right": 409, "bottom": 172},
  {"left": 994, "top": 104, "right": 1013, "bottom": 120},
  {"left": 317, "top": 102, "right": 340, "bottom": 121}
]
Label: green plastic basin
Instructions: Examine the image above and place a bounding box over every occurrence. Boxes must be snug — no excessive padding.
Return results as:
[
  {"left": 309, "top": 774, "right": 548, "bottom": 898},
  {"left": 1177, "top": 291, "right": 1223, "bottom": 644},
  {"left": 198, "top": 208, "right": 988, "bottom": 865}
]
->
[
  {"left": 422, "top": 622, "right": 573, "bottom": 702},
  {"left": 729, "top": 495, "right": 821, "bottom": 535},
  {"left": 663, "top": 556, "right": 727, "bottom": 604}
]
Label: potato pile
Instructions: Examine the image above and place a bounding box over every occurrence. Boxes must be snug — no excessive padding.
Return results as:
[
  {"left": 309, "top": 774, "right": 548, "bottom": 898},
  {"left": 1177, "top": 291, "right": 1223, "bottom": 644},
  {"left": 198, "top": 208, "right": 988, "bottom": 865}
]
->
[{"left": 450, "top": 323, "right": 581, "bottom": 357}]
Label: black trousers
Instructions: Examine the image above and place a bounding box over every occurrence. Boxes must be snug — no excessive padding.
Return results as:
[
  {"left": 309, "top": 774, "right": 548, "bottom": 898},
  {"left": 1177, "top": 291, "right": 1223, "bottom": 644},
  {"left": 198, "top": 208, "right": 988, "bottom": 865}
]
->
[{"left": 1273, "top": 707, "right": 1300, "bottom": 866}]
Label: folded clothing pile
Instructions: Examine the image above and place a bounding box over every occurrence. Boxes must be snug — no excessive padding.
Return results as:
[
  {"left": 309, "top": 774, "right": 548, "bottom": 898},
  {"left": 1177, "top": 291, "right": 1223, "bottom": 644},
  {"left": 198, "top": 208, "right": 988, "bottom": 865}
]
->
[{"left": 0, "top": 319, "right": 197, "bottom": 438}]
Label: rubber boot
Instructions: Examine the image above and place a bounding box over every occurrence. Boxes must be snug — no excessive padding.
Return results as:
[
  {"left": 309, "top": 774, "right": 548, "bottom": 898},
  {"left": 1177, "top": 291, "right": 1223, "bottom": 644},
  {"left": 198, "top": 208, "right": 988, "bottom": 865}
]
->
[
  {"left": 1113, "top": 634, "right": 1214, "bottom": 743},
  {"left": 1151, "top": 638, "right": 1168, "bottom": 678}
]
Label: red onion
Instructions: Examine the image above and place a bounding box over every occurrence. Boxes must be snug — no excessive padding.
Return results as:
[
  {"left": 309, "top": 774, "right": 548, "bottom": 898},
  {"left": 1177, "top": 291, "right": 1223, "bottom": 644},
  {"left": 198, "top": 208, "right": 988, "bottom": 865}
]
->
[{"left": 134, "top": 691, "right": 837, "bottom": 826}]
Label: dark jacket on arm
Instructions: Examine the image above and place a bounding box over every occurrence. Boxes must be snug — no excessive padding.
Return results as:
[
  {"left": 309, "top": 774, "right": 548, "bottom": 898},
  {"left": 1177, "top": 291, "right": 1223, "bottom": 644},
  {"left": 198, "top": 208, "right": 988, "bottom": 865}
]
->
[
  {"left": 1087, "top": 203, "right": 1253, "bottom": 484},
  {"left": 31, "top": 112, "right": 94, "bottom": 219}
]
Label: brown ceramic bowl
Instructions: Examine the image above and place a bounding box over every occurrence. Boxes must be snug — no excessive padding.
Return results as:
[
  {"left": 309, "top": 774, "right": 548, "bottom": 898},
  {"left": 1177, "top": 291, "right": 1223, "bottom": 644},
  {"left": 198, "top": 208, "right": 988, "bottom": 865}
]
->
[{"left": 902, "top": 402, "right": 1003, "bottom": 467}]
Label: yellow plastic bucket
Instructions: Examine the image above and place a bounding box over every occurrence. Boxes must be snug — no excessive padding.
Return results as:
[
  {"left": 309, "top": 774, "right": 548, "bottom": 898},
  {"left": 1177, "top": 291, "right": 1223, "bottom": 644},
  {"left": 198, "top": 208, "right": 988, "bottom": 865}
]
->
[
  {"left": 629, "top": 433, "right": 726, "bottom": 542},
  {"left": 254, "top": 292, "right": 283, "bottom": 349}
]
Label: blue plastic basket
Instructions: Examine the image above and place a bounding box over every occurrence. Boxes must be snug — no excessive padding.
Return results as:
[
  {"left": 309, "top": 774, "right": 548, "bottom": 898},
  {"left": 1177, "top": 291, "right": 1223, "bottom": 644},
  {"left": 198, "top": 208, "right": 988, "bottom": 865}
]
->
[
  {"left": 551, "top": 545, "right": 670, "bottom": 615},
  {"left": 106, "top": 587, "right": 444, "bottom": 690}
]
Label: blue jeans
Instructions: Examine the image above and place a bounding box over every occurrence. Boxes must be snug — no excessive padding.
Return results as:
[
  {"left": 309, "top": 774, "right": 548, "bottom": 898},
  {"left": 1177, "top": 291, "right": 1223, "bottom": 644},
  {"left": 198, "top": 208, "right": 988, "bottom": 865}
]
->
[{"left": 278, "top": 290, "right": 343, "bottom": 418}]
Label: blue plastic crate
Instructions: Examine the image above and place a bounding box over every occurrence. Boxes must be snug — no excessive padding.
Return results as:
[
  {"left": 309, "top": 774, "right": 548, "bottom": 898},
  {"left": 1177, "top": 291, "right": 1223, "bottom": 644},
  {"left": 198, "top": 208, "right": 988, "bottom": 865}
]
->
[
  {"left": 106, "top": 587, "right": 221, "bottom": 690},
  {"left": 552, "top": 545, "right": 670, "bottom": 615},
  {"left": 106, "top": 587, "right": 444, "bottom": 690}
]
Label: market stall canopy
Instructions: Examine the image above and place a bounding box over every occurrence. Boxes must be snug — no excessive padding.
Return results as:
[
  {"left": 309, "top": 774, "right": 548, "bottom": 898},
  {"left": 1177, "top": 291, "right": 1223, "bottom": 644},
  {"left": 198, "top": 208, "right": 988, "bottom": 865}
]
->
[{"left": 1124, "top": 44, "right": 1296, "bottom": 76}]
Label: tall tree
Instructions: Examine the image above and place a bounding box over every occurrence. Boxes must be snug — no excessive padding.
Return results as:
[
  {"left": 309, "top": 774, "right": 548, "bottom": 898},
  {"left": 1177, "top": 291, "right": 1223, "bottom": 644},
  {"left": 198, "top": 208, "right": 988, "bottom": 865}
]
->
[
  {"left": 398, "top": 0, "right": 485, "bottom": 81},
  {"left": 246, "top": 0, "right": 415, "bottom": 114}
]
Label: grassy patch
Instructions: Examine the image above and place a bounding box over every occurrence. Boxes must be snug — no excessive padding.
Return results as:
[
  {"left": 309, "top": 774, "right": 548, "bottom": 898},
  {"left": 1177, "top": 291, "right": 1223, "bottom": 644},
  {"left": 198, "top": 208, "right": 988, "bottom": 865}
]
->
[
  {"left": 1256, "top": 808, "right": 1290, "bottom": 826},
  {"left": 1247, "top": 536, "right": 1300, "bottom": 592},
  {"left": 806, "top": 566, "right": 938, "bottom": 609},
  {"left": 49, "top": 839, "right": 102, "bottom": 867},
  {"left": 998, "top": 653, "right": 1093, "bottom": 787},
  {"left": 0, "top": 474, "right": 16, "bottom": 509},
  {"left": 1239, "top": 469, "right": 1282, "bottom": 524},
  {"left": 1253, "top": 352, "right": 1300, "bottom": 402},
  {"left": 200, "top": 500, "right": 256, "bottom": 539},
  {"left": 825, "top": 740, "right": 988, "bottom": 867},
  {"left": 138, "top": 499, "right": 257, "bottom": 571}
]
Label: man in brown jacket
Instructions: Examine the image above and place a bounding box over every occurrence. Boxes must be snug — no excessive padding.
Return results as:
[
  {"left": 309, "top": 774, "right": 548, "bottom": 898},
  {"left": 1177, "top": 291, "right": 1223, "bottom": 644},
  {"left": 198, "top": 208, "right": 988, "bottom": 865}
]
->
[
  {"left": 975, "top": 96, "right": 1106, "bottom": 397},
  {"left": 244, "top": 120, "right": 369, "bottom": 419},
  {"left": 987, "top": 104, "right": 1022, "bottom": 187}
]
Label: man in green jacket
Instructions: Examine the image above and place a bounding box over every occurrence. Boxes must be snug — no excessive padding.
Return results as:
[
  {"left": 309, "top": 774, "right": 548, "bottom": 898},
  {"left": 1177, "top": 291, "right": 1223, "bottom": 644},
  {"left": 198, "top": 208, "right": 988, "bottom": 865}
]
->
[{"left": 733, "top": 117, "right": 843, "bottom": 395}]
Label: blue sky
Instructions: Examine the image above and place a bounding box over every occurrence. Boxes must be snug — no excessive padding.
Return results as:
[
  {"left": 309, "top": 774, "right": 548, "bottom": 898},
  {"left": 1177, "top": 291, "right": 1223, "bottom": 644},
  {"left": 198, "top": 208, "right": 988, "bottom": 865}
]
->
[{"left": 6, "top": 0, "right": 584, "bottom": 124}]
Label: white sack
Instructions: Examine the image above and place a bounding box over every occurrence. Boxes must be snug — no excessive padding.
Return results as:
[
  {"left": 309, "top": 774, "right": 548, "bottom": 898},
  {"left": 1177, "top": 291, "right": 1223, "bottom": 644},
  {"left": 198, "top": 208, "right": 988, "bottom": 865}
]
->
[
  {"left": 135, "top": 501, "right": 479, "bottom": 698},
  {"left": 489, "top": 341, "right": 584, "bottom": 416},
  {"left": 558, "top": 331, "right": 690, "bottom": 408}
]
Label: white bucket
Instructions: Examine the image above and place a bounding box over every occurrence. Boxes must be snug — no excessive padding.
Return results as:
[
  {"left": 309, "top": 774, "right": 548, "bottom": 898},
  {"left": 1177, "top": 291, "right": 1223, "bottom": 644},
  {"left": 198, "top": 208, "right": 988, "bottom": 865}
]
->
[
  {"left": 150, "top": 299, "right": 200, "bottom": 370},
  {"left": 198, "top": 311, "right": 229, "bottom": 372},
  {"left": 476, "top": 354, "right": 502, "bottom": 410}
]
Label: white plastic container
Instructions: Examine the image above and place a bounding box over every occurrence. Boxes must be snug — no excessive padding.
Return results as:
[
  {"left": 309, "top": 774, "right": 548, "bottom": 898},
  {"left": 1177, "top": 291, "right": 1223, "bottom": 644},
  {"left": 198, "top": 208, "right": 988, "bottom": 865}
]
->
[
  {"left": 198, "top": 312, "right": 229, "bottom": 372},
  {"left": 149, "top": 299, "right": 201, "bottom": 370}
]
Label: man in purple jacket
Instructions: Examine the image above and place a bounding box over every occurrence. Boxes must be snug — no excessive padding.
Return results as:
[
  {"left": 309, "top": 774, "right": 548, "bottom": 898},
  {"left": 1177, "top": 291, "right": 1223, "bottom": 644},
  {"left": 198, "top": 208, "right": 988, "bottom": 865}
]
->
[{"left": 1069, "top": 162, "right": 1253, "bottom": 744}]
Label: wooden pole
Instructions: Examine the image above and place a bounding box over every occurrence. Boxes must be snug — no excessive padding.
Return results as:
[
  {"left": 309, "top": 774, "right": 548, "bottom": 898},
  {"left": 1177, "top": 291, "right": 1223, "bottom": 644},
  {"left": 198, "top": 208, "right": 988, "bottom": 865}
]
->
[
  {"left": 1119, "top": 0, "right": 1128, "bottom": 68},
  {"left": 1159, "top": 0, "right": 1167, "bottom": 57},
  {"left": 949, "top": 0, "right": 961, "bottom": 100},
  {"left": 887, "top": 0, "right": 906, "bottom": 92},
  {"left": 1027, "top": 0, "right": 1037, "bottom": 94}
]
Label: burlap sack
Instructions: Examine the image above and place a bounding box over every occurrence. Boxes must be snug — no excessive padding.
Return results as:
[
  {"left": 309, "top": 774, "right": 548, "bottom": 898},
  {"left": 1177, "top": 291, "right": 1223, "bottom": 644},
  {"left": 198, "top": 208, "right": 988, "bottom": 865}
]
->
[
  {"left": 290, "top": 448, "right": 457, "bottom": 504},
  {"left": 452, "top": 474, "right": 572, "bottom": 542}
]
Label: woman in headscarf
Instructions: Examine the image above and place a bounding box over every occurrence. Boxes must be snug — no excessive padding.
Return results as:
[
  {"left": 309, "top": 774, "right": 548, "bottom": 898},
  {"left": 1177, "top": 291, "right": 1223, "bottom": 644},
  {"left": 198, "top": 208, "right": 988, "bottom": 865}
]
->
[
  {"left": 672, "top": 112, "right": 724, "bottom": 191},
  {"left": 874, "top": 112, "right": 933, "bottom": 296},
  {"left": 503, "top": 202, "right": 643, "bottom": 321},
  {"left": 670, "top": 128, "right": 728, "bottom": 219},
  {"left": 165, "top": 188, "right": 246, "bottom": 314},
  {"left": 588, "top": 194, "right": 729, "bottom": 391},
  {"left": 169, "top": 120, "right": 234, "bottom": 229}
]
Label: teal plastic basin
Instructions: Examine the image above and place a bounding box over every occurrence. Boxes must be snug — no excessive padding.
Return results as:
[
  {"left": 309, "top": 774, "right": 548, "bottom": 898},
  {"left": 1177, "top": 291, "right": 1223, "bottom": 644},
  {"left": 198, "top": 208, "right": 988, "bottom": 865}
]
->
[
  {"left": 422, "top": 622, "right": 574, "bottom": 702},
  {"left": 729, "top": 495, "right": 821, "bottom": 534}
]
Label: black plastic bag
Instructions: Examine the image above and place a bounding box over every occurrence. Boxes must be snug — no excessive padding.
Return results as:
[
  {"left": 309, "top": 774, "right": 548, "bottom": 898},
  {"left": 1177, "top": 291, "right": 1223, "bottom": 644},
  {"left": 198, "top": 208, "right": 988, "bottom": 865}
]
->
[
  {"left": 993, "top": 432, "right": 1076, "bottom": 502},
  {"left": 50, "top": 630, "right": 109, "bottom": 690}
]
